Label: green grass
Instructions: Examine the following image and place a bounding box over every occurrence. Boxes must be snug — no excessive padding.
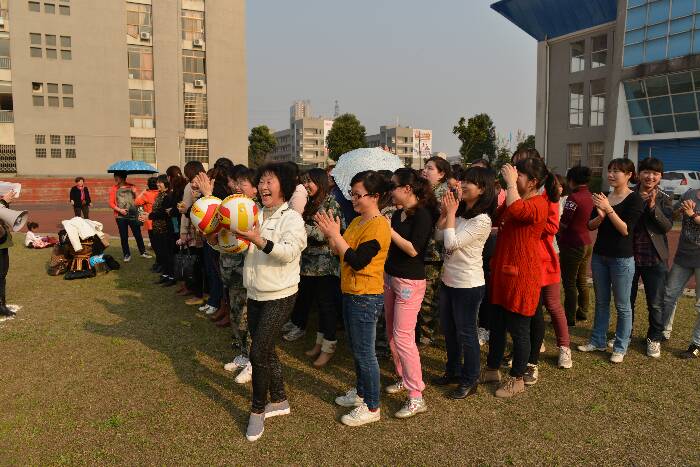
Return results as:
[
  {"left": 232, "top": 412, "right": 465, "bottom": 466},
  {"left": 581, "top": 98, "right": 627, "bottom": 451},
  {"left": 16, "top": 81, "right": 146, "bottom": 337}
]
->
[{"left": 1, "top": 241, "right": 699, "bottom": 465}]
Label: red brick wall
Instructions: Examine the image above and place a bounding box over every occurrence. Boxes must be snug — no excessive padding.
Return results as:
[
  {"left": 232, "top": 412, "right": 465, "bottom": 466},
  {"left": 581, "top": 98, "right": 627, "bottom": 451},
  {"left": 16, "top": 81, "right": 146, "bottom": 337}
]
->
[{"left": 11, "top": 177, "right": 150, "bottom": 204}]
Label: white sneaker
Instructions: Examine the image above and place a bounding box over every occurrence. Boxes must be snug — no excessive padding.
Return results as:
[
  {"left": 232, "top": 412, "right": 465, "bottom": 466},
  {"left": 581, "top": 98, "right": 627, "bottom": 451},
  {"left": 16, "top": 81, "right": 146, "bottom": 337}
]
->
[
  {"left": 205, "top": 305, "right": 218, "bottom": 316},
  {"left": 235, "top": 362, "right": 252, "bottom": 384},
  {"left": 140, "top": 252, "right": 153, "bottom": 259},
  {"left": 394, "top": 398, "right": 427, "bottom": 419},
  {"left": 646, "top": 339, "right": 661, "bottom": 358},
  {"left": 198, "top": 303, "right": 211, "bottom": 312},
  {"left": 281, "top": 321, "right": 296, "bottom": 333},
  {"left": 610, "top": 352, "right": 625, "bottom": 364},
  {"left": 558, "top": 346, "right": 573, "bottom": 369},
  {"left": 340, "top": 403, "right": 380, "bottom": 427},
  {"left": 577, "top": 343, "right": 607, "bottom": 352},
  {"left": 335, "top": 388, "right": 364, "bottom": 408},
  {"left": 224, "top": 361, "right": 238, "bottom": 372},
  {"left": 123, "top": 255, "right": 131, "bottom": 263},
  {"left": 385, "top": 380, "right": 405, "bottom": 395},
  {"left": 607, "top": 338, "right": 615, "bottom": 349},
  {"left": 283, "top": 325, "right": 305, "bottom": 342},
  {"left": 477, "top": 327, "right": 489, "bottom": 346},
  {"left": 540, "top": 342, "right": 546, "bottom": 353}
]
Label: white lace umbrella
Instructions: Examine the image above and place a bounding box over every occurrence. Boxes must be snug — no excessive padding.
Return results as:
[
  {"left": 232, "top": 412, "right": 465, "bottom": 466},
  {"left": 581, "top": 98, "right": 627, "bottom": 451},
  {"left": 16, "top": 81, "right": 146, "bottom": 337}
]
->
[{"left": 331, "top": 148, "right": 403, "bottom": 200}]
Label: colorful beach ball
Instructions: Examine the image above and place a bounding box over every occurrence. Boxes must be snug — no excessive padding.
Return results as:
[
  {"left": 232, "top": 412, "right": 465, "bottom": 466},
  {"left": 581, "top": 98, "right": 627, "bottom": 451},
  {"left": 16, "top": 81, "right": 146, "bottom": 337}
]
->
[
  {"left": 218, "top": 194, "right": 258, "bottom": 233},
  {"left": 217, "top": 228, "right": 250, "bottom": 254},
  {"left": 190, "top": 196, "right": 222, "bottom": 235}
]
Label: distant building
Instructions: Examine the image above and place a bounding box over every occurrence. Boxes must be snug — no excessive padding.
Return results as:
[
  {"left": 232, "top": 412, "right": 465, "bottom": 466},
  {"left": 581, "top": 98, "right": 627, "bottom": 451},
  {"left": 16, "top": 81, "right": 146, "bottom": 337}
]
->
[
  {"left": 0, "top": 0, "right": 247, "bottom": 176},
  {"left": 270, "top": 102, "right": 334, "bottom": 168},
  {"left": 366, "top": 125, "right": 433, "bottom": 168},
  {"left": 493, "top": 0, "right": 700, "bottom": 176}
]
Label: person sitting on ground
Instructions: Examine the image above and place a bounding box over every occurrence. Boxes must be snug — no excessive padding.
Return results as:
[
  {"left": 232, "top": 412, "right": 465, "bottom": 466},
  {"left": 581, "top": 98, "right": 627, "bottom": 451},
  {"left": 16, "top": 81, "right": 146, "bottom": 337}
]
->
[{"left": 24, "top": 222, "right": 58, "bottom": 249}]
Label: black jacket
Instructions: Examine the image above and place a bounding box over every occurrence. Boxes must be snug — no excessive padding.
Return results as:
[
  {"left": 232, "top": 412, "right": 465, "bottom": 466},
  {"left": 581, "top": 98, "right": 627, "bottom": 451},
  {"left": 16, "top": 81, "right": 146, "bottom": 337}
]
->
[
  {"left": 635, "top": 186, "right": 673, "bottom": 262},
  {"left": 69, "top": 186, "right": 91, "bottom": 207}
]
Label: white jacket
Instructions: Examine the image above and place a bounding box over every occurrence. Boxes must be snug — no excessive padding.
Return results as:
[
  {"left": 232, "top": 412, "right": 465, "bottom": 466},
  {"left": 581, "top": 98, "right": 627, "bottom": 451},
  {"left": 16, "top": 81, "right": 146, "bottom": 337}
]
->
[
  {"left": 61, "top": 217, "right": 106, "bottom": 252},
  {"left": 243, "top": 202, "right": 307, "bottom": 301}
]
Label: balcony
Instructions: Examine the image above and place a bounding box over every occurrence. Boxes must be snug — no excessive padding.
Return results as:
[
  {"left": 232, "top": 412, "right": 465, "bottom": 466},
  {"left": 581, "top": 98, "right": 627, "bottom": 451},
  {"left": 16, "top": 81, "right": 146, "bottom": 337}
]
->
[
  {"left": 0, "top": 110, "right": 12, "bottom": 123},
  {"left": 0, "top": 57, "right": 10, "bottom": 70}
]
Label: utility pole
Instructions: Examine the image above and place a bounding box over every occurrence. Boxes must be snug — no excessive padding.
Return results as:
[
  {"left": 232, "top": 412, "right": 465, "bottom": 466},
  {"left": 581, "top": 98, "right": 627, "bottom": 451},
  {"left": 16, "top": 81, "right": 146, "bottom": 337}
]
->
[{"left": 334, "top": 100, "right": 340, "bottom": 118}]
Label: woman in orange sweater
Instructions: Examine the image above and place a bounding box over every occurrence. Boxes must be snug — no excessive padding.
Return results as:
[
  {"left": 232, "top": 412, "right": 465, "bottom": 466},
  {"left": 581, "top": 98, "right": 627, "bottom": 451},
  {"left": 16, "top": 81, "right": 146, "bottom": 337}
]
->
[{"left": 480, "top": 157, "right": 556, "bottom": 398}]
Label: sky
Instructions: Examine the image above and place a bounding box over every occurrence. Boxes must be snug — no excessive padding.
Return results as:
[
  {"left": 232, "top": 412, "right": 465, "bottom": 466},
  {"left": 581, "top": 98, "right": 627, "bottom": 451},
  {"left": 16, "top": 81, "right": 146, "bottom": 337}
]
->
[{"left": 247, "top": 0, "right": 538, "bottom": 156}]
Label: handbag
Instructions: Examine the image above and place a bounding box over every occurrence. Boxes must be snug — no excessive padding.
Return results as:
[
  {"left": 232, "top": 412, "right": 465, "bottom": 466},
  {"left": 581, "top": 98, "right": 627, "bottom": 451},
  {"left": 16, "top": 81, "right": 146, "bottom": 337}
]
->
[{"left": 174, "top": 247, "right": 198, "bottom": 282}]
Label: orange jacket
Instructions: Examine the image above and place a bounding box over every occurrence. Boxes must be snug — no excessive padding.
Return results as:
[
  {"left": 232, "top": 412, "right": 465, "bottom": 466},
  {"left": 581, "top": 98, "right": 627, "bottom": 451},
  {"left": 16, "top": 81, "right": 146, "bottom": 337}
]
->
[{"left": 136, "top": 189, "right": 159, "bottom": 231}]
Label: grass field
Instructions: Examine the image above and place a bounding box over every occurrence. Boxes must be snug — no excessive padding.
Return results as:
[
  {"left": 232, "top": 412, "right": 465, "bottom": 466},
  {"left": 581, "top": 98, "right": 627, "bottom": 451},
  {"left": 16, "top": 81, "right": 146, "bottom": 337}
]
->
[{"left": 0, "top": 240, "right": 698, "bottom": 465}]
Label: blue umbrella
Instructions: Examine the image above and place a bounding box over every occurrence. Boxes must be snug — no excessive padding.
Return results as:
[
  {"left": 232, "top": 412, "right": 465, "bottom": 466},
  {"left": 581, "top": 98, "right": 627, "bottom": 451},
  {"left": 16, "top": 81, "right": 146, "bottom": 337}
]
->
[{"left": 107, "top": 160, "right": 158, "bottom": 175}]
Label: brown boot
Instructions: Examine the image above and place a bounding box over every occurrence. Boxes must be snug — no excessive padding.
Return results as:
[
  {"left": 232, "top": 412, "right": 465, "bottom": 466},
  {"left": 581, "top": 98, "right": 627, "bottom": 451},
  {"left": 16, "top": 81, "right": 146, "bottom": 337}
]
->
[
  {"left": 478, "top": 367, "right": 502, "bottom": 384},
  {"left": 495, "top": 377, "right": 525, "bottom": 398},
  {"left": 215, "top": 314, "right": 231, "bottom": 327},
  {"left": 210, "top": 302, "right": 230, "bottom": 321},
  {"left": 305, "top": 333, "right": 323, "bottom": 357},
  {"left": 313, "top": 339, "right": 336, "bottom": 368}
]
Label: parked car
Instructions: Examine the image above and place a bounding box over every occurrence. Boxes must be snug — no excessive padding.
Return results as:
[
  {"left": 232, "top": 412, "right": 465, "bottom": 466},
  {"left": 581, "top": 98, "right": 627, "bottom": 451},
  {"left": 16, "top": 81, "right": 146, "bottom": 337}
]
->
[{"left": 660, "top": 170, "right": 700, "bottom": 199}]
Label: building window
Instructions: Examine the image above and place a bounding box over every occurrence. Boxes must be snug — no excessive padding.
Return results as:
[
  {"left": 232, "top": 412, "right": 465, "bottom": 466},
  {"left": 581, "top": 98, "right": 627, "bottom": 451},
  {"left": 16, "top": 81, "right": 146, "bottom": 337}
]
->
[
  {"left": 131, "top": 137, "right": 156, "bottom": 163},
  {"left": 588, "top": 142, "right": 604, "bottom": 177},
  {"left": 64, "top": 135, "right": 75, "bottom": 145},
  {"left": 185, "top": 138, "right": 208, "bottom": 162},
  {"left": 31, "top": 81, "right": 73, "bottom": 108},
  {"left": 592, "top": 34, "right": 608, "bottom": 68},
  {"left": 127, "top": 3, "right": 152, "bottom": 39},
  {"left": 183, "top": 50, "right": 206, "bottom": 83},
  {"left": 127, "top": 46, "right": 153, "bottom": 80},
  {"left": 65, "top": 148, "right": 76, "bottom": 158},
  {"left": 50, "top": 134, "right": 60, "bottom": 144},
  {"left": 30, "top": 33, "right": 71, "bottom": 60},
  {"left": 590, "top": 79, "right": 606, "bottom": 127},
  {"left": 35, "top": 148, "right": 46, "bottom": 158},
  {"left": 182, "top": 10, "right": 205, "bottom": 41},
  {"left": 60, "top": 36, "right": 71, "bottom": 60},
  {"left": 30, "top": 47, "right": 42, "bottom": 58},
  {"left": 44, "top": 2, "right": 54, "bottom": 13},
  {"left": 35, "top": 134, "right": 45, "bottom": 144},
  {"left": 59, "top": 4, "right": 69, "bottom": 15},
  {"left": 623, "top": 0, "right": 699, "bottom": 67},
  {"left": 28, "top": 1, "right": 40, "bottom": 12},
  {"left": 570, "top": 40, "right": 585, "bottom": 73},
  {"left": 184, "top": 92, "right": 208, "bottom": 128},
  {"left": 567, "top": 144, "right": 582, "bottom": 168},
  {"left": 129, "top": 89, "right": 155, "bottom": 128},
  {"left": 51, "top": 148, "right": 61, "bottom": 158},
  {"left": 569, "top": 83, "right": 584, "bottom": 127},
  {"left": 624, "top": 70, "right": 700, "bottom": 134},
  {"left": 30, "top": 33, "right": 41, "bottom": 45}
]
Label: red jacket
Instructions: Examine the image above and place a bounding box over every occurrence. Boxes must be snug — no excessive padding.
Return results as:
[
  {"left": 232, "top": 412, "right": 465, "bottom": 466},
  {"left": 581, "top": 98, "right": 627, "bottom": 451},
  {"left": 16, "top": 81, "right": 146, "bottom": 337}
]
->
[
  {"left": 490, "top": 195, "right": 548, "bottom": 317},
  {"left": 539, "top": 195, "right": 561, "bottom": 286}
]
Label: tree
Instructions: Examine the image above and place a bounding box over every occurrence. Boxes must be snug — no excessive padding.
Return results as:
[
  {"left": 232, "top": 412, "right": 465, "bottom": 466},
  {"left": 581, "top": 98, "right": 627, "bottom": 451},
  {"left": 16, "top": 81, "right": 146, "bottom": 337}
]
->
[
  {"left": 493, "top": 135, "right": 512, "bottom": 171},
  {"left": 453, "top": 113, "right": 497, "bottom": 164},
  {"left": 326, "top": 114, "right": 366, "bottom": 161},
  {"left": 516, "top": 134, "right": 536, "bottom": 153},
  {"left": 248, "top": 125, "right": 276, "bottom": 168}
]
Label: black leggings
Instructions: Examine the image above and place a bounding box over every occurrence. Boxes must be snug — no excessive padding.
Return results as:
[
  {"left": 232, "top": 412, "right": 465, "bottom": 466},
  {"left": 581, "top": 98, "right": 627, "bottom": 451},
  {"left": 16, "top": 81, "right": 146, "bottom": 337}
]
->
[
  {"left": 486, "top": 305, "right": 532, "bottom": 378},
  {"left": 0, "top": 248, "right": 8, "bottom": 304},
  {"left": 290, "top": 275, "right": 340, "bottom": 340},
  {"left": 151, "top": 232, "right": 175, "bottom": 277},
  {"left": 248, "top": 293, "right": 297, "bottom": 413},
  {"left": 529, "top": 302, "right": 545, "bottom": 365}
]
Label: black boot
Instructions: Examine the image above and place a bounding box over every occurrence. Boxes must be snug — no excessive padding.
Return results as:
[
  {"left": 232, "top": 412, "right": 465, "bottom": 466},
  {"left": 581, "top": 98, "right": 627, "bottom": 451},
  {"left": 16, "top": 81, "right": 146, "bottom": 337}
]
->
[{"left": 0, "top": 298, "right": 14, "bottom": 317}]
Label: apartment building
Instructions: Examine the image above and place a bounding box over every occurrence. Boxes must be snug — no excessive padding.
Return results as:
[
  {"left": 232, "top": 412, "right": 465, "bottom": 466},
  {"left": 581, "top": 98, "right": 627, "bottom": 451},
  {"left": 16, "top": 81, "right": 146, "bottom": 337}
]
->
[
  {"left": 493, "top": 0, "right": 700, "bottom": 176},
  {"left": 270, "top": 102, "right": 334, "bottom": 169},
  {"left": 0, "top": 0, "right": 246, "bottom": 176},
  {"left": 366, "top": 125, "right": 433, "bottom": 168}
]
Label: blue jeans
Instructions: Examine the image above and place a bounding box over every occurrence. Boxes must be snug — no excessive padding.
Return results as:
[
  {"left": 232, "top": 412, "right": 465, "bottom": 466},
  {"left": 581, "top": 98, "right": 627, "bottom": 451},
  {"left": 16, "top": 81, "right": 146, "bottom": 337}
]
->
[
  {"left": 438, "top": 283, "right": 484, "bottom": 386},
  {"left": 630, "top": 261, "right": 667, "bottom": 342},
  {"left": 662, "top": 263, "right": 700, "bottom": 346},
  {"left": 115, "top": 217, "right": 145, "bottom": 258},
  {"left": 343, "top": 293, "right": 383, "bottom": 410},
  {"left": 590, "top": 254, "right": 635, "bottom": 354}
]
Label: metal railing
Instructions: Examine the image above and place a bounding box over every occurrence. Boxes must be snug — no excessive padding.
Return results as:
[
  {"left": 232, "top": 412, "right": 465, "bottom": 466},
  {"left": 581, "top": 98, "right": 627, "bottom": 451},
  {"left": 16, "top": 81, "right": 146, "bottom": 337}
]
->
[
  {"left": 0, "top": 110, "right": 13, "bottom": 123},
  {"left": 0, "top": 57, "right": 10, "bottom": 69}
]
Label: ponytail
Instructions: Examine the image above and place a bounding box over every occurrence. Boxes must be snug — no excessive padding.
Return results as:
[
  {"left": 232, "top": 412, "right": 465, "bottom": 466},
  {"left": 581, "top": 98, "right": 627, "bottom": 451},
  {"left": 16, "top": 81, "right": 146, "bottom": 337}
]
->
[
  {"left": 515, "top": 157, "right": 560, "bottom": 202},
  {"left": 393, "top": 168, "right": 438, "bottom": 221},
  {"left": 543, "top": 171, "right": 560, "bottom": 203}
]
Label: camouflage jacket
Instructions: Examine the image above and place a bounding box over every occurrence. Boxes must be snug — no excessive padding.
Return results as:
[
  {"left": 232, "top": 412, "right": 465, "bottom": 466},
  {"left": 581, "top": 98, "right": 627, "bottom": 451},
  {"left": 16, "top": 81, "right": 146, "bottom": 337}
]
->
[
  {"left": 423, "top": 182, "right": 447, "bottom": 263},
  {"left": 300, "top": 194, "right": 344, "bottom": 277}
]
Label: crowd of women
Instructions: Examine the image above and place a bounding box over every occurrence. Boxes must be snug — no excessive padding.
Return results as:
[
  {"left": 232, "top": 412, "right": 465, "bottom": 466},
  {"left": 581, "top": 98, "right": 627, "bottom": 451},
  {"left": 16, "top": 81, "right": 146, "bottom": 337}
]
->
[{"left": 108, "top": 149, "right": 700, "bottom": 442}]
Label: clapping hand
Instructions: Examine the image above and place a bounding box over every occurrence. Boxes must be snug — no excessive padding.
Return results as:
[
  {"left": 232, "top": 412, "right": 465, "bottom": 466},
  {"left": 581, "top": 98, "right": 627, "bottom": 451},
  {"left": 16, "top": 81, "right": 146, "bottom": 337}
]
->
[
  {"left": 442, "top": 190, "right": 459, "bottom": 218},
  {"left": 681, "top": 199, "right": 696, "bottom": 217},
  {"left": 592, "top": 193, "right": 611, "bottom": 218},
  {"left": 501, "top": 164, "right": 517, "bottom": 188},
  {"left": 640, "top": 189, "right": 658, "bottom": 209},
  {"left": 314, "top": 210, "right": 342, "bottom": 238},
  {"left": 193, "top": 173, "right": 213, "bottom": 197}
]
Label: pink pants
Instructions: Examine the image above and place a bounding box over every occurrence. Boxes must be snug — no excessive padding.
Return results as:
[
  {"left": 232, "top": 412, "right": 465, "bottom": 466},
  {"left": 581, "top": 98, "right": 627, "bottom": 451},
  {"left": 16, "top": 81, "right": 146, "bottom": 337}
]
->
[{"left": 384, "top": 273, "right": 427, "bottom": 398}]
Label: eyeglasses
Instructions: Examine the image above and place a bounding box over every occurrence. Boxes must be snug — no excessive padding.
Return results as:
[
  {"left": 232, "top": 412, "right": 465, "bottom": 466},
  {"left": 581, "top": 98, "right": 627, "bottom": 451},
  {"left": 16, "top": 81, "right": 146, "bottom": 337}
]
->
[{"left": 348, "top": 190, "right": 373, "bottom": 200}]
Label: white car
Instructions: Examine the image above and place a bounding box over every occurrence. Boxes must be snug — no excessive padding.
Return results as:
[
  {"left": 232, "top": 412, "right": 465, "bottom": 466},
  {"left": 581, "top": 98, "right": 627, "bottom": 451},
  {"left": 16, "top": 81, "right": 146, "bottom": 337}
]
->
[{"left": 660, "top": 170, "right": 700, "bottom": 199}]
